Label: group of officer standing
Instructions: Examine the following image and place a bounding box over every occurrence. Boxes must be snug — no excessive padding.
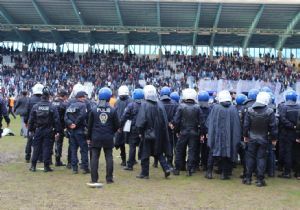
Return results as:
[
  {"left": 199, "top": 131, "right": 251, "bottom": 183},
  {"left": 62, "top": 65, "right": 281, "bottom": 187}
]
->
[{"left": 4, "top": 81, "right": 300, "bottom": 187}]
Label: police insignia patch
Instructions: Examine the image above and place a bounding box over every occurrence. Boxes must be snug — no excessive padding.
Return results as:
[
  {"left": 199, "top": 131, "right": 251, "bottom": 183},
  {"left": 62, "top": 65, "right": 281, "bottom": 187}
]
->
[{"left": 99, "top": 113, "right": 108, "bottom": 124}]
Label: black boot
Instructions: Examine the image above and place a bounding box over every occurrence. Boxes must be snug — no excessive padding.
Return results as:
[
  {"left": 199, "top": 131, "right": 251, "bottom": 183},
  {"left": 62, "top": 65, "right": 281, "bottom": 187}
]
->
[
  {"left": 164, "top": 169, "right": 171, "bottom": 178},
  {"left": 123, "top": 166, "right": 133, "bottom": 171},
  {"left": 242, "top": 178, "right": 251, "bottom": 185},
  {"left": 121, "top": 161, "right": 126, "bottom": 167},
  {"left": 55, "top": 157, "right": 66, "bottom": 166},
  {"left": 29, "top": 164, "right": 36, "bottom": 172},
  {"left": 66, "top": 163, "right": 72, "bottom": 169},
  {"left": 220, "top": 173, "right": 230, "bottom": 180},
  {"left": 205, "top": 170, "right": 213, "bottom": 179},
  {"left": 173, "top": 169, "right": 180, "bottom": 176},
  {"left": 44, "top": 165, "right": 53, "bottom": 172},
  {"left": 256, "top": 179, "right": 266, "bottom": 187}
]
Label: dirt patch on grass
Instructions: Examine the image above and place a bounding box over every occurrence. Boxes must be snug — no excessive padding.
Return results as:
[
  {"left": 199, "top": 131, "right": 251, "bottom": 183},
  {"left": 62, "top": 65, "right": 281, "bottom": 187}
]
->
[{"left": 0, "top": 152, "right": 19, "bottom": 165}]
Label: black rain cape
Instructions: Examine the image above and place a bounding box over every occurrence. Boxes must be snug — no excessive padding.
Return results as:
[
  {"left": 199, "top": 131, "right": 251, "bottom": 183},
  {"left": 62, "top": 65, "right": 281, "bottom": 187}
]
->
[
  {"left": 136, "top": 100, "right": 171, "bottom": 160},
  {"left": 206, "top": 102, "right": 241, "bottom": 162}
]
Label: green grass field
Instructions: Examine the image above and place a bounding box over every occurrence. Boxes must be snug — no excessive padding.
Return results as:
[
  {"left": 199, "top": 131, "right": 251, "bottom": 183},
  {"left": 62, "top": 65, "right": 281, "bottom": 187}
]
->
[{"left": 0, "top": 117, "right": 299, "bottom": 210}]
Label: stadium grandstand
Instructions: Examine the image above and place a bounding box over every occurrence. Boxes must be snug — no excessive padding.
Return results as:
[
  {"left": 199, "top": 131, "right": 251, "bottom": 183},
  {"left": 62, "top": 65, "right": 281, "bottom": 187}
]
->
[
  {"left": 0, "top": 0, "right": 300, "bottom": 98},
  {"left": 0, "top": 0, "right": 299, "bottom": 57}
]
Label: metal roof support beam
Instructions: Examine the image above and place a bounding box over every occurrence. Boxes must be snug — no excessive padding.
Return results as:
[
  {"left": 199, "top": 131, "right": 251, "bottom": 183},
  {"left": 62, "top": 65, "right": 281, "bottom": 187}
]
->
[
  {"left": 70, "top": 0, "right": 85, "bottom": 25},
  {"left": 31, "top": 0, "right": 64, "bottom": 44},
  {"left": 192, "top": 3, "right": 201, "bottom": 47},
  {"left": 69, "top": 0, "right": 94, "bottom": 45},
  {"left": 0, "top": 6, "right": 32, "bottom": 44},
  {"left": 243, "top": 4, "right": 264, "bottom": 50},
  {"left": 114, "top": 0, "right": 128, "bottom": 45},
  {"left": 210, "top": 3, "right": 222, "bottom": 50},
  {"left": 156, "top": 1, "right": 162, "bottom": 46},
  {"left": 276, "top": 11, "right": 300, "bottom": 50}
]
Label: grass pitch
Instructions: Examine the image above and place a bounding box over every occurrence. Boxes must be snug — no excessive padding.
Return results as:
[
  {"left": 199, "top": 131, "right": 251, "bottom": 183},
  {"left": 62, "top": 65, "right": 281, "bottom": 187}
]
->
[{"left": 0, "top": 117, "right": 299, "bottom": 210}]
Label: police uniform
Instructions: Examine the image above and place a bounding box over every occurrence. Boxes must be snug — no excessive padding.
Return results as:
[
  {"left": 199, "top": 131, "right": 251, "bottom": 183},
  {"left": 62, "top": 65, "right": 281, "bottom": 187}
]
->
[
  {"left": 24, "top": 94, "right": 42, "bottom": 162},
  {"left": 114, "top": 96, "right": 133, "bottom": 166},
  {"left": 65, "top": 92, "right": 89, "bottom": 173},
  {"left": 28, "top": 95, "right": 61, "bottom": 172},
  {"left": 120, "top": 101, "right": 142, "bottom": 169},
  {"left": 198, "top": 102, "right": 211, "bottom": 171},
  {"left": 87, "top": 101, "right": 119, "bottom": 183},
  {"left": 0, "top": 97, "right": 10, "bottom": 137},
  {"left": 243, "top": 96, "right": 278, "bottom": 186},
  {"left": 173, "top": 100, "right": 204, "bottom": 176},
  {"left": 279, "top": 100, "right": 300, "bottom": 177},
  {"left": 236, "top": 103, "right": 247, "bottom": 177},
  {"left": 52, "top": 97, "right": 67, "bottom": 166},
  {"left": 160, "top": 96, "right": 178, "bottom": 167}
]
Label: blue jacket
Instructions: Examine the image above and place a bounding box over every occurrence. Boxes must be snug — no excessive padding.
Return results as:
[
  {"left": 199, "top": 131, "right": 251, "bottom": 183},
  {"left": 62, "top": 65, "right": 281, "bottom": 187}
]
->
[{"left": 87, "top": 102, "right": 119, "bottom": 148}]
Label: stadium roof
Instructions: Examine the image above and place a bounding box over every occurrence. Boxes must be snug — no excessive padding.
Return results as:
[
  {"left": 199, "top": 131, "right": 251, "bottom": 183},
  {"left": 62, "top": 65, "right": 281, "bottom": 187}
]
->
[{"left": 0, "top": 0, "right": 299, "bottom": 49}]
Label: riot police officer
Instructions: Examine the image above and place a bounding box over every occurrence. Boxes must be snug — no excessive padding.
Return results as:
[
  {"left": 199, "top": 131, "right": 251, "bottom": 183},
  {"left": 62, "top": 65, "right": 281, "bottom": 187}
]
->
[
  {"left": 87, "top": 87, "right": 119, "bottom": 185},
  {"left": 65, "top": 91, "right": 89, "bottom": 174},
  {"left": 28, "top": 87, "right": 61, "bottom": 172},
  {"left": 197, "top": 91, "right": 211, "bottom": 171},
  {"left": 243, "top": 89, "right": 259, "bottom": 112},
  {"left": 172, "top": 88, "right": 204, "bottom": 176},
  {"left": 170, "top": 91, "right": 180, "bottom": 103},
  {"left": 278, "top": 90, "right": 300, "bottom": 178},
  {"left": 114, "top": 85, "right": 132, "bottom": 166},
  {"left": 206, "top": 90, "right": 241, "bottom": 180},
  {"left": 159, "top": 86, "right": 178, "bottom": 168},
  {"left": 24, "top": 83, "right": 44, "bottom": 162},
  {"left": 121, "top": 89, "right": 144, "bottom": 171},
  {"left": 243, "top": 92, "right": 278, "bottom": 187},
  {"left": 52, "top": 89, "right": 68, "bottom": 166},
  {"left": 235, "top": 93, "right": 248, "bottom": 178},
  {"left": 0, "top": 94, "right": 10, "bottom": 137},
  {"left": 135, "top": 85, "right": 171, "bottom": 179}
]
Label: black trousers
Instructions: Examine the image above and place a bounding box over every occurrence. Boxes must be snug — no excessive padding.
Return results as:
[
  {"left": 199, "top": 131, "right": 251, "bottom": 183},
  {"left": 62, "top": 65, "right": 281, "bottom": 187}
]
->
[
  {"left": 141, "top": 154, "right": 169, "bottom": 176},
  {"left": 293, "top": 142, "right": 300, "bottom": 176},
  {"left": 25, "top": 135, "right": 33, "bottom": 161},
  {"left": 207, "top": 152, "right": 232, "bottom": 176},
  {"left": 238, "top": 142, "right": 247, "bottom": 176},
  {"left": 90, "top": 147, "right": 113, "bottom": 183},
  {"left": 167, "top": 130, "right": 177, "bottom": 166},
  {"left": 246, "top": 141, "right": 267, "bottom": 180},
  {"left": 55, "top": 133, "right": 64, "bottom": 159},
  {"left": 31, "top": 129, "right": 52, "bottom": 167},
  {"left": 281, "top": 139, "right": 294, "bottom": 175},
  {"left": 127, "top": 142, "right": 138, "bottom": 168},
  {"left": 175, "top": 134, "right": 197, "bottom": 171}
]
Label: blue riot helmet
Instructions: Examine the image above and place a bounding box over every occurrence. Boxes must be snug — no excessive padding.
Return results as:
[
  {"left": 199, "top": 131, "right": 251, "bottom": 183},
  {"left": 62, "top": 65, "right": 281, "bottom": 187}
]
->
[
  {"left": 285, "top": 90, "right": 297, "bottom": 102},
  {"left": 198, "top": 91, "right": 210, "bottom": 102},
  {"left": 160, "top": 86, "right": 171, "bottom": 96},
  {"left": 236, "top": 94, "right": 248, "bottom": 105},
  {"left": 248, "top": 89, "right": 259, "bottom": 100},
  {"left": 132, "top": 88, "right": 144, "bottom": 100},
  {"left": 98, "top": 87, "right": 112, "bottom": 101},
  {"left": 170, "top": 91, "right": 180, "bottom": 102}
]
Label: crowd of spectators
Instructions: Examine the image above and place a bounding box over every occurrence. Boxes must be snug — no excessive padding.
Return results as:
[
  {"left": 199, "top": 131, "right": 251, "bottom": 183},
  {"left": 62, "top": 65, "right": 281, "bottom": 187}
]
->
[{"left": 0, "top": 46, "right": 299, "bottom": 98}]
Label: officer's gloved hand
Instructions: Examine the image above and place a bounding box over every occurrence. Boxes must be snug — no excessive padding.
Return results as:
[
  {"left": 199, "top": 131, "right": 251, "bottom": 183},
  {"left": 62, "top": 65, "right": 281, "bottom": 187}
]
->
[
  {"left": 55, "top": 133, "right": 60, "bottom": 141},
  {"left": 28, "top": 131, "right": 34, "bottom": 138}
]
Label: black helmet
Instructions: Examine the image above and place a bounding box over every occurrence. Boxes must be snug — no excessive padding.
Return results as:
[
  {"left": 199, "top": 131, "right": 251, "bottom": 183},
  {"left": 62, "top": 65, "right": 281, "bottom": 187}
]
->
[{"left": 42, "top": 87, "right": 51, "bottom": 97}]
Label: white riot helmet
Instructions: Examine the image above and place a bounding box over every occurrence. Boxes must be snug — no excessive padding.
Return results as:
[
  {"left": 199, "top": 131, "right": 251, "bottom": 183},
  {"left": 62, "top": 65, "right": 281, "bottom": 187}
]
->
[
  {"left": 218, "top": 90, "right": 232, "bottom": 103},
  {"left": 118, "top": 85, "right": 129, "bottom": 96},
  {"left": 70, "top": 83, "right": 85, "bottom": 98},
  {"left": 182, "top": 88, "right": 197, "bottom": 102},
  {"left": 32, "top": 83, "right": 44, "bottom": 95},
  {"left": 255, "top": 92, "right": 270, "bottom": 106},
  {"left": 143, "top": 85, "right": 157, "bottom": 102}
]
